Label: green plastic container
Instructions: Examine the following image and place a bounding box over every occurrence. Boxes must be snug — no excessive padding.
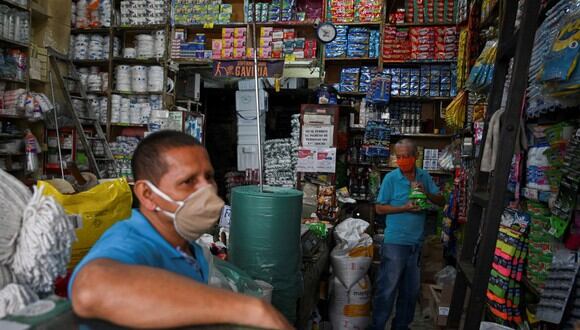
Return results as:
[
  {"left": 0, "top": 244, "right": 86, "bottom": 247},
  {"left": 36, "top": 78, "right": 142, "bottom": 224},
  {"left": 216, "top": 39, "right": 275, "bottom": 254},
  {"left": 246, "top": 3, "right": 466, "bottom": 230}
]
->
[{"left": 229, "top": 185, "right": 304, "bottom": 323}]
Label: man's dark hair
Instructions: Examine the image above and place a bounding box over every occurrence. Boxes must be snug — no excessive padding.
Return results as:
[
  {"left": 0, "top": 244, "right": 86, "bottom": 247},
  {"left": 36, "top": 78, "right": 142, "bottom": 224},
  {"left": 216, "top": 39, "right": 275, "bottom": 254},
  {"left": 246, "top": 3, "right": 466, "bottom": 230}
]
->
[{"left": 131, "top": 130, "right": 200, "bottom": 183}]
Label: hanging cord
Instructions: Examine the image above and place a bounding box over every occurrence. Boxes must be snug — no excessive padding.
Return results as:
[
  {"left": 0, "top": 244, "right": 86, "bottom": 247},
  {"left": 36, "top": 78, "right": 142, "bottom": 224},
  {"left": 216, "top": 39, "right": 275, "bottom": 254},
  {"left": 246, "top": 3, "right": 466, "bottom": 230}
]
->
[
  {"left": 11, "top": 185, "right": 76, "bottom": 293},
  {"left": 0, "top": 169, "right": 32, "bottom": 263},
  {"left": 0, "top": 284, "right": 39, "bottom": 319}
]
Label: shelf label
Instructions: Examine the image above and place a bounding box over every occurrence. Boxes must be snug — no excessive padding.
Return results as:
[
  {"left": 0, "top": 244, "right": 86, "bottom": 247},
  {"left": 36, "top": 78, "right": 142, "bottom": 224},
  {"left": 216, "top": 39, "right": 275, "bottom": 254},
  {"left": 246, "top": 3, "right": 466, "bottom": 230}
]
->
[{"left": 203, "top": 23, "right": 214, "bottom": 29}]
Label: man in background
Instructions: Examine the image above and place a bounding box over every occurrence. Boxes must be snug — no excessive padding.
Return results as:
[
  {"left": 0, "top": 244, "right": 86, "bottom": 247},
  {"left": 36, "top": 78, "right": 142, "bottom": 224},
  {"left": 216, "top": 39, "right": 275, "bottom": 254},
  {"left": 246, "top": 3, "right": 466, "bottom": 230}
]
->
[{"left": 370, "top": 139, "right": 445, "bottom": 330}]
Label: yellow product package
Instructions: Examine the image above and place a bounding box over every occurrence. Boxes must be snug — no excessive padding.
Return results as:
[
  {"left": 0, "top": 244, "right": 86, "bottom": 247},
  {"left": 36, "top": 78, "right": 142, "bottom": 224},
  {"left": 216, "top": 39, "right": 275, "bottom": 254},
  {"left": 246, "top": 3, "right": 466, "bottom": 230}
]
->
[{"left": 37, "top": 178, "right": 133, "bottom": 270}]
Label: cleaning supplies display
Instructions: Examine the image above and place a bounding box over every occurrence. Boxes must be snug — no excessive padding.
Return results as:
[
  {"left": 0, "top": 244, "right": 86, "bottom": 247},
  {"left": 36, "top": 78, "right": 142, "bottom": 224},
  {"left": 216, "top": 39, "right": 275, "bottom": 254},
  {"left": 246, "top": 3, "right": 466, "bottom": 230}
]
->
[
  {"left": 173, "top": 0, "right": 233, "bottom": 25},
  {"left": 229, "top": 186, "right": 303, "bottom": 323},
  {"left": 486, "top": 208, "right": 530, "bottom": 326}
]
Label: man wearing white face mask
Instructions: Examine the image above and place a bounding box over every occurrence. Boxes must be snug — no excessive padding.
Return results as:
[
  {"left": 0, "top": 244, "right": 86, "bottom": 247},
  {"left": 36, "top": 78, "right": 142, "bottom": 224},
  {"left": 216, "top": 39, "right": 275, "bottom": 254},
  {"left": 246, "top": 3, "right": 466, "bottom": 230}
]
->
[{"left": 68, "top": 130, "right": 292, "bottom": 329}]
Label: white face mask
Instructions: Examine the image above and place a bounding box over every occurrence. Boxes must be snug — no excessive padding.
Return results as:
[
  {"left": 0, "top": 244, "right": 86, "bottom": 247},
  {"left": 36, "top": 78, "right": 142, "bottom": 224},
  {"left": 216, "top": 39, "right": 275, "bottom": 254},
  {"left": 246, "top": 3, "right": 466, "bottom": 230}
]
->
[{"left": 145, "top": 181, "right": 225, "bottom": 242}]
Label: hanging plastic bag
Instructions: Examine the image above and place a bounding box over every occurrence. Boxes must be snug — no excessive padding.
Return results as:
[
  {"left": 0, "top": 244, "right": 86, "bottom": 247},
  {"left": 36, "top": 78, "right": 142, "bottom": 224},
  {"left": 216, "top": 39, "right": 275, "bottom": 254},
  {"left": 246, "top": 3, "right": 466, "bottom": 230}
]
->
[
  {"left": 466, "top": 40, "right": 498, "bottom": 92},
  {"left": 24, "top": 130, "right": 41, "bottom": 174},
  {"left": 37, "top": 178, "right": 133, "bottom": 270},
  {"left": 208, "top": 256, "right": 264, "bottom": 299},
  {"left": 445, "top": 90, "right": 467, "bottom": 129}
]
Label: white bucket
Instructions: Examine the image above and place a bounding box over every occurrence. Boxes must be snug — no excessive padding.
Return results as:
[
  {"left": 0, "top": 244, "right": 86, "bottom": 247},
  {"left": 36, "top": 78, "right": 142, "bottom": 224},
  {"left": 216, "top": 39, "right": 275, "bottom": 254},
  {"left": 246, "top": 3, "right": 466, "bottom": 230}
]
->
[{"left": 254, "top": 280, "right": 273, "bottom": 303}]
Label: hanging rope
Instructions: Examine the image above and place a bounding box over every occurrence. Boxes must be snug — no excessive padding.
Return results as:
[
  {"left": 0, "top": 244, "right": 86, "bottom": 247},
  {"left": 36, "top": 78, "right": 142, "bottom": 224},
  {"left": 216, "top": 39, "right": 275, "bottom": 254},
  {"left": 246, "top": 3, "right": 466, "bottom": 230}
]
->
[
  {"left": 11, "top": 185, "right": 76, "bottom": 293},
  {"left": 0, "top": 169, "right": 31, "bottom": 263},
  {"left": 0, "top": 266, "right": 14, "bottom": 289}
]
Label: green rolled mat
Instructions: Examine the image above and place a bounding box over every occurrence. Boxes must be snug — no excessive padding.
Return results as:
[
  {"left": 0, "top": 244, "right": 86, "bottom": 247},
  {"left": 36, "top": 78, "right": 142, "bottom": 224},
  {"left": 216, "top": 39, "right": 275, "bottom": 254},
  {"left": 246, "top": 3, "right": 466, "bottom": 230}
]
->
[{"left": 229, "top": 185, "right": 304, "bottom": 323}]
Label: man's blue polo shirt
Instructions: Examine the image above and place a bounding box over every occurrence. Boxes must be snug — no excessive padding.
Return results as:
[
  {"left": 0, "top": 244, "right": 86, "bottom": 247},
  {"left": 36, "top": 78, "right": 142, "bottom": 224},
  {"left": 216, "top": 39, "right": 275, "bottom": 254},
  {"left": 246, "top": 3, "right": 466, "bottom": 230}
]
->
[
  {"left": 68, "top": 209, "right": 209, "bottom": 297},
  {"left": 376, "top": 168, "right": 440, "bottom": 246}
]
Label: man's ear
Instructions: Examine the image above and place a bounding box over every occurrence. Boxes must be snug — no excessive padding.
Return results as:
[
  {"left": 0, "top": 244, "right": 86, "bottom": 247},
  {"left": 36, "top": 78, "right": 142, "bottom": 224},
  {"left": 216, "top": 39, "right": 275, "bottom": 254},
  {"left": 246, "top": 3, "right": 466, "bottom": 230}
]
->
[{"left": 134, "top": 181, "right": 157, "bottom": 211}]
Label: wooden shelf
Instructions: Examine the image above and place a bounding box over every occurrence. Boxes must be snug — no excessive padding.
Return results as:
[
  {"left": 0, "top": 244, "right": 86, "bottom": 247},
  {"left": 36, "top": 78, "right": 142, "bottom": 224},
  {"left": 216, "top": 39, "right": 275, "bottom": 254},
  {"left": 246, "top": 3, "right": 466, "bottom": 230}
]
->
[
  {"left": 386, "top": 22, "right": 457, "bottom": 27},
  {"left": 0, "top": 0, "right": 28, "bottom": 11},
  {"left": 0, "top": 77, "right": 26, "bottom": 84},
  {"left": 391, "top": 133, "right": 455, "bottom": 138},
  {"left": 113, "top": 57, "right": 164, "bottom": 65},
  {"left": 111, "top": 123, "right": 148, "bottom": 128},
  {"left": 0, "top": 151, "right": 24, "bottom": 156},
  {"left": 115, "top": 25, "right": 167, "bottom": 32},
  {"left": 0, "top": 113, "right": 26, "bottom": 120},
  {"left": 174, "top": 23, "right": 247, "bottom": 28},
  {"left": 254, "top": 21, "right": 316, "bottom": 27},
  {"left": 325, "top": 57, "right": 379, "bottom": 61},
  {"left": 112, "top": 91, "right": 164, "bottom": 95},
  {"left": 0, "top": 36, "right": 29, "bottom": 48},
  {"left": 71, "top": 27, "right": 111, "bottom": 34},
  {"left": 391, "top": 96, "right": 454, "bottom": 101},
  {"left": 0, "top": 133, "right": 23, "bottom": 138},
  {"left": 339, "top": 91, "right": 367, "bottom": 96},
  {"left": 383, "top": 60, "right": 456, "bottom": 65},
  {"left": 336, "top": 22, "right": 381, "bottom": 26},
  {"left": 73, "top": 59, "right": 109, "bottom": 66}
]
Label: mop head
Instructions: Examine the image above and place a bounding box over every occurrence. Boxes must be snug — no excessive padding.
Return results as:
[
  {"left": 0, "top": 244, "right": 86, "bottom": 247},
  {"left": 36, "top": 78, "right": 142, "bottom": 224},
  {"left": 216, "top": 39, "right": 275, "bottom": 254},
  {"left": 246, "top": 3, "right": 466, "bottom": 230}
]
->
[
  {"left": 11, "top": 185, "right": 77, "bottom": 293},
  {"left": 0, "top": 169, "right": 76, "bottom": 317},
  {"left": 0, "top": 169, "right": 32, "bottom": 263},
  {"left": 0, "top": 284, "right": 39, "bottom": 319}
]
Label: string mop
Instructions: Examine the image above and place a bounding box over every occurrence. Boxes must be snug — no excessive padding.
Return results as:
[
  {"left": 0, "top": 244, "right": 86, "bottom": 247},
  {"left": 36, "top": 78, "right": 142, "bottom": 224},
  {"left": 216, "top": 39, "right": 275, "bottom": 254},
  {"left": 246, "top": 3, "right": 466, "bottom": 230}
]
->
[
  {"left": 0, "top": 169, "right": 31, "bottom": 263},
  {"left": 11, "top": 185, "right": 76, "bottom": 293},
  {"left": 0, "top": 169, "right": 76, "bottom": 317},
  {"left": 0, "top": 284, "right": 38, "bottom": 318}
]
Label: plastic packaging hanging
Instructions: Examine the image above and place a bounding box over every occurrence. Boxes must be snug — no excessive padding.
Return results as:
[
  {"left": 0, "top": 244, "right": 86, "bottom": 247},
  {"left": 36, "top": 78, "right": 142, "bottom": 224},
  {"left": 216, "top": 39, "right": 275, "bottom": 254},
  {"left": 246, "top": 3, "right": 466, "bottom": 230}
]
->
[{"left": 24, "top": 130, "right": 40, "bottom": 174}]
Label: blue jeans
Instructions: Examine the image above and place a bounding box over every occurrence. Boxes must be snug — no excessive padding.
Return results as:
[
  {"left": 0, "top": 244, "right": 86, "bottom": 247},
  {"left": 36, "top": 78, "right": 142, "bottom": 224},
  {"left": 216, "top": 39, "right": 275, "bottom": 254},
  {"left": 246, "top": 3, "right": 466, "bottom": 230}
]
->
[{"left": 369, "top": 243, "right": 422, "bottom": 330}]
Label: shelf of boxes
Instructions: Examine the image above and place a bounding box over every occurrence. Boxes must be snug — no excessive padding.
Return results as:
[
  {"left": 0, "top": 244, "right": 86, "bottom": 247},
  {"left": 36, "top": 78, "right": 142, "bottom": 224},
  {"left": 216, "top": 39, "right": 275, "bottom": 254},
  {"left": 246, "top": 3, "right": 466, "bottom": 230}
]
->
[{"left": 0, "top": 0, "right": 27, "bottom": 11}]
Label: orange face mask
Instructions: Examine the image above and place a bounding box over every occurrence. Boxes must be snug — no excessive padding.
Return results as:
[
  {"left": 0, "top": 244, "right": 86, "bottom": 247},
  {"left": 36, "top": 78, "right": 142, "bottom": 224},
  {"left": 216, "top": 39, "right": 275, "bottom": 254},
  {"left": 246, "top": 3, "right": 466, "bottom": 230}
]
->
[{"left": 396, "top": 156, "right": 416, "bottom": 173}]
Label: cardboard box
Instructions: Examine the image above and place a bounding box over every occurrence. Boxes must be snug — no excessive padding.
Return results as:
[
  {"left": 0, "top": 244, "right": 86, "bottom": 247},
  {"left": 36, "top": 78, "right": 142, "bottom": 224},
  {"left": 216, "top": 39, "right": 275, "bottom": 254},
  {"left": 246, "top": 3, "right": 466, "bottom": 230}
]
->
[{"left": 429, "top": 282, "right": 454, "bottom": 328}]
